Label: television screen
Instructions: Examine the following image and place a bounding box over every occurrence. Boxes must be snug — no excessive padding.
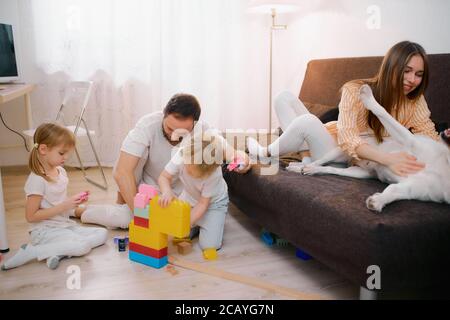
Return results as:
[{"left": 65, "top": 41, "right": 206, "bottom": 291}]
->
[{"left": 0, "top": 23, "right": 19, "bottom": 81}]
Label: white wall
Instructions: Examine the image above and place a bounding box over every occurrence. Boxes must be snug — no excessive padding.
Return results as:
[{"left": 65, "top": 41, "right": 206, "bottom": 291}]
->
[
  {"left": 0, "top": 0, "right": 28, "bottom": 166},
  {"left": 271, "top": 0, "right": 450, "bottom": 107}
]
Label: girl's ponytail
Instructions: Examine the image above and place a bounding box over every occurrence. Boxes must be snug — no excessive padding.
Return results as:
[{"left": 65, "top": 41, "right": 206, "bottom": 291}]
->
[{"left": 28, "top": 123, "right": 76, "bottom": 182}]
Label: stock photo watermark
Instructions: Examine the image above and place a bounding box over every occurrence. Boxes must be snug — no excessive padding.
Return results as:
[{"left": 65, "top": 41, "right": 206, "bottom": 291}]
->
[
  {"left": 366, "top": 265, "right": 381, "bottom": 290},
  {"left": 66, "top": 265, "right": 81, "bottom": 290}
]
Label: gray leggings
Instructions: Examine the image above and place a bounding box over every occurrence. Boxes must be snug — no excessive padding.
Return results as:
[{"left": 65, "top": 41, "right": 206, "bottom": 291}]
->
[{"left": 195, "top": 194, "right": 229, "bottom": 250}]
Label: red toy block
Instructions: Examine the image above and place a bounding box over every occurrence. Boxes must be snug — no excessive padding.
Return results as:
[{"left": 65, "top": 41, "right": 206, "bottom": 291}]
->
[
  {"left": 134, "top": 216, "right": 149, "bottom": 228},
  {"left": 129, "top": 242, "right": 168, "bottom": 258},
  {"left": 134, "top": 193, "right": 150, "bottom": 209},
  {"left": 138, "top": 184, "right": 159, "bottom": 199}
]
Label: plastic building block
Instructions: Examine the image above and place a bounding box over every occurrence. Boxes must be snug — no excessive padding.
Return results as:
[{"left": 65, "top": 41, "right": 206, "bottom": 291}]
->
[
  {"left": 113, "top": 236, "right": 129, "bottom": 245},
  {"left": 260, "top": 229, "right": 274, "bottom": 246},
  {"left": 129, "top": 221, "right": 168, "bottom": 249},
  {"left": 128, "top": 192, "right": 191, "bottom": 269},
  {"left": 227, "top": 157, "right": 245, "bottom": 172},
  {"left": 166, "top": 265, "right": 179, "bottom": 275},
  {"left": 172, "top": 237, "right": 192, "bottom": 245},
  {"left": 129, "top": 251, "right": 168, "bottom": 269},
  {"left": 149, "top": 196, "right": 190, "bottom": 239},
  {"left": 138, "top": 184, "right": 159, "bottom": 198},
  {"left": 296, "top": 248, "right": 313, "bottom": 261},
  {"left": 77, "top": 191, "right": 89, "bottom": 202},
  {"left": 260, "top": 229, "right": 289, "bottom": 247},
  {"left": 202, "top": 248, "right": 217, "bottom": 260},
  {"left": 134, "top": 193, "right": 150, "bottom": 209},
  {"left": 134, "top": 216, "right": 149, "bottom": 228},
  {"left": 129, "top": 242, "right": 168, "bottom": 258},
  {"left": 176, "top": 242, "right": 192, "bottom": 255},
  {"left": 134, "top": 206, "right": 150, "bottom": 219}
]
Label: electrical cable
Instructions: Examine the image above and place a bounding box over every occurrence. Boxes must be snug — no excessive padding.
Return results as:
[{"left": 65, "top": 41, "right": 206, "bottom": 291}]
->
[{"left": 0, "top": 111, "right": 30, "bottom": 152}]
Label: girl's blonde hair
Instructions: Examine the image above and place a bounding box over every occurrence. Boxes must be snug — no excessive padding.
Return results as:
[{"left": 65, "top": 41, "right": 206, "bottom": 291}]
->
[
  {"left": 181, "top": 132, "right": 224, "bottom": 178},
  {"left": 29, "top": 123, "right": 76, "bottom": 181}
]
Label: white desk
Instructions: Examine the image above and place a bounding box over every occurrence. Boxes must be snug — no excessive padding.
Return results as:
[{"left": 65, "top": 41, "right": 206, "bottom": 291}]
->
[{"left": 0, "top": 83, "right": 35, "bottom": 252}]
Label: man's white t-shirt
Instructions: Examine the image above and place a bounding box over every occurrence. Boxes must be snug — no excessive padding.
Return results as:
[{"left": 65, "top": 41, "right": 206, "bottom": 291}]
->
[
  {"left": 164, "top": 149, "right": 228, "bottom": 207},
  {"left": 24, "top": 166, "right": 76, "bottom": 231},
  {"left": 120, "top": 111, "right": 209, "bottom": 196}
]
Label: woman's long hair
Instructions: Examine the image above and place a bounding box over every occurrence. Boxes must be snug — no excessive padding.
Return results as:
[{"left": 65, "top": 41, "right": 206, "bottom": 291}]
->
[
  {"left": 29, "top": 123, "right": 76, "bottom": 182},
  {"left": 353, "top": 41, "right": 429, "bottom": 142}
]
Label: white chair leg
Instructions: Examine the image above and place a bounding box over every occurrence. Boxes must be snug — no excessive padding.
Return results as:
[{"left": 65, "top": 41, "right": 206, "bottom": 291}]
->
[{"left": 80, "top": 119, "right": 108, "bottom": 190}]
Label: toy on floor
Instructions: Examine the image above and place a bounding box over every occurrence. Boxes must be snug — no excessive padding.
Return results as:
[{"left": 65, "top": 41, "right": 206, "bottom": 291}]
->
[
  {"left": 113, "top": 236, "right": 129, "bottom": 245},
  {"left": 166, "top": 264, "right": 179, "bottom": 276},
  {"left": 176, "top": 241, "right": 192, "bottom": 255},
  {"left": 295, "top": 248, "right": 313, "bottom": 261},
  {"left": 202, "top": 248, "right": 217, "bottom": 260},
  {"left": 227, "top": 156, "right": 245, "bottom": 172},
  {"left": 260, "top": 229, "right": 289, "bottom": 247},
  {"left": 129, "top": 183, "right": 190, "bottom": 269},
  {"left": 77, "top": 191, "right": 89, "bottom": 202},
  {"left": 113, "top": 236, "right": 129, "bottom": 252}
]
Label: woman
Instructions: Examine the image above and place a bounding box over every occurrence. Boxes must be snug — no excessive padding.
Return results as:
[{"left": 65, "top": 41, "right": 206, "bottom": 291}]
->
[{"left": 247, "top": 41, "right": 440, "bottom": 176}]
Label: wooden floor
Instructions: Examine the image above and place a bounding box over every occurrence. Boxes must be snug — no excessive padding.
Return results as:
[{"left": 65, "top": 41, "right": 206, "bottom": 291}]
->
[{"left": 0, "top": 167, "right": 359, "bottom": 300}]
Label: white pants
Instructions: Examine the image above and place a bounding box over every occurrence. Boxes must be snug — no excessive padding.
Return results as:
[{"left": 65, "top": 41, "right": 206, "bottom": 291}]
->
[
  {"left": 30, "top": 225, "right": 108, "bottom": 261},
  {"left": 272, "top": 91, "right": 338, "bottom": 161},
  {"left": 195, "top": 194, "right": 229, "bottom": 250},
  {"left": 81, "top": 204, "right": 133, "bottom": 229}
]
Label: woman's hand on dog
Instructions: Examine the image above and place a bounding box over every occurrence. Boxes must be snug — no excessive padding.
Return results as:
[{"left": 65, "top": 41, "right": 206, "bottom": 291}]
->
[{"left": 383, "top": 151, "right": 425, "bottom": 177}]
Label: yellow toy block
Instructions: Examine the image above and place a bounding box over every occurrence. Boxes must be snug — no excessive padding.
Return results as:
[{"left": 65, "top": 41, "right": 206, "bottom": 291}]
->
[
  {"left": 149, "top": 196, "right": 190, "bottom": 239},
  {"left": 202, "top": 248, "right": 217, "bottom": 260},
  {"left": 129, "top": 221, "right": 168, "bottom": 249}
]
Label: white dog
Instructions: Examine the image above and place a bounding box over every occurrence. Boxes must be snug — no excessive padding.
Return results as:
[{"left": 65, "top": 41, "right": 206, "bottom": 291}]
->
[{"left": 287, "top": 85, "right": 450, "bottom": 212}]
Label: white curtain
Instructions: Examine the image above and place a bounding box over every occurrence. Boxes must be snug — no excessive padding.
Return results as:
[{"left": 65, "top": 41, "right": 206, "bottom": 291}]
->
[{"left": 17, "top": 0, "right": 272, "bottom": 166}]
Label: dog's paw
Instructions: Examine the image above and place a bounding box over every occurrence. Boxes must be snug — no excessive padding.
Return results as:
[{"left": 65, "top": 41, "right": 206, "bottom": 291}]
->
[
  {"left": 300, "top": 165, "right": 321, "bottom": 176},
  {"left": 286, "top": 163, "right": 305, "bottom": 173},
  {"left": 366, "top": 193, "right": 385, "bottom": 212}
]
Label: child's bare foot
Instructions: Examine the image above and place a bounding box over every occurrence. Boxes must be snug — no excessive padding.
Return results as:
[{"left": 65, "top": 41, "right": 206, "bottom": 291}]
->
[{"left": 74, "top": 206, "right": 86, "bottom": 218}]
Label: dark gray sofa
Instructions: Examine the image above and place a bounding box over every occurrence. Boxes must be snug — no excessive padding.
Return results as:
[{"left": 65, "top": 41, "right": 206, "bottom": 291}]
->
[{"left": 224, "top": 54, "right": 450, "bottom": 299}]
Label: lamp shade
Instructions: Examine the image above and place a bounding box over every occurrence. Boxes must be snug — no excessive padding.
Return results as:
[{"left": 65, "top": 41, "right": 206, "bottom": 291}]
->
[{"left": 247, "top": 0, "right": 300, "bottom": 14}]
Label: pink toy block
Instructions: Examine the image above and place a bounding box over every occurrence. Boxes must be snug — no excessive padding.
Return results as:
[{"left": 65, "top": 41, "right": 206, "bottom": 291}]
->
[
  {"left": 134, "top": 193, "right": 150, "bottom": 209},
  {"left": 77, "top": 191, "right": 89, "bottom": 202},
  {"left": 138, "top": 184, "right": 159, "bottom": 199}
]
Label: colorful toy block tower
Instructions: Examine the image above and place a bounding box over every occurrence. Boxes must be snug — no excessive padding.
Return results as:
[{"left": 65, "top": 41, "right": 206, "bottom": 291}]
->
[{"left": 129, "top": 184, "right": 191, "bottom": 269}]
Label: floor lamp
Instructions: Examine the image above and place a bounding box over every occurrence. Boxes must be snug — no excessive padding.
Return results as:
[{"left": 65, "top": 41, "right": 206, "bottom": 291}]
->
[{"left": 248, "top": 1, "right": 299, "bottom": 133}]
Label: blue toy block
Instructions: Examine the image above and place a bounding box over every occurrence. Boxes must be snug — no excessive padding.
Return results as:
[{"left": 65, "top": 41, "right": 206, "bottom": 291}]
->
[
  {"left": 296, "top": 248, "right": 313, "bottom": 261},
  {"left": 129, "top": 250, "right": 168, "bottom": 269},
  {"left": 134, "top": 205, "right": 150, "bottom": 219},
  {"left": 260, "top": 229, "right": 274, "bottom": 246}
]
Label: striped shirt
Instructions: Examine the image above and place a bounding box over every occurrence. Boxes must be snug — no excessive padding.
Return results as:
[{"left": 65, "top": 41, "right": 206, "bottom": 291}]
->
[{"left": 326, "top": 82, "right": 439, "bottom": 161}]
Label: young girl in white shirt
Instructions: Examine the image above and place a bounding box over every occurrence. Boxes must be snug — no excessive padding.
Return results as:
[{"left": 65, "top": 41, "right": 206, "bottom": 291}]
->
[
  {"left": 158, "top": 132, "right": 229, "bottom": 251},
  {"left": 1, "top": 123, "right": 107, "bottom": 270}
]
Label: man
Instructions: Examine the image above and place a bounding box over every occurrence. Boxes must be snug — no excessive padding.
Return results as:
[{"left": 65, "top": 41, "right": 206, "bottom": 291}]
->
[{"left": 79, "top": 93, "right": 250, "bottom": 229}]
